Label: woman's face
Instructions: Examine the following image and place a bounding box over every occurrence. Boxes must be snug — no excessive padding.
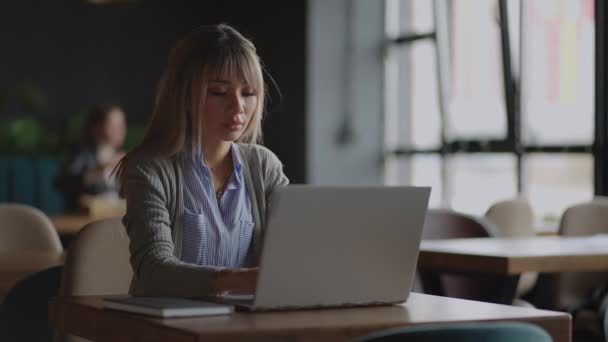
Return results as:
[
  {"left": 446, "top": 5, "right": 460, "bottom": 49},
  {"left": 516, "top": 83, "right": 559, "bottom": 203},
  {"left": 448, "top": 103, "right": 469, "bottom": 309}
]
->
[
  {"left": 202, "top": 75, "right": 258, "bottom": 145},
  {"left": 101, "top": 109, "right": 126, "bottom": 148}
]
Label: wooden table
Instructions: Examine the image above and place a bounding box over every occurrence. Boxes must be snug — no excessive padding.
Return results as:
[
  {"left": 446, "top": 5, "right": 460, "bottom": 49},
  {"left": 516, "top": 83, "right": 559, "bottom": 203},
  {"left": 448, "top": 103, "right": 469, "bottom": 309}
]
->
[
  {"left": 418, "top": 236, "right": 608, "bottom": 304},
  {"left": 50, "top": 214, "right": 97, "bottom": 235},
  {"left": 0, "top": 252, "right": 65, "bottom": 298},
  {"left": 49, "top": 293, "right": 571, "bottom": 342}
]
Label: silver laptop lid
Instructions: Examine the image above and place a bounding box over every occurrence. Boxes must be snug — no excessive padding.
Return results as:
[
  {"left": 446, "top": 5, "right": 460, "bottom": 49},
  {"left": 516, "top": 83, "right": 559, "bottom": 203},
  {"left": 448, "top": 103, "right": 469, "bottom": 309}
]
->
[{"left": 253, "top": 186, "right": 430, "bottom": 310}]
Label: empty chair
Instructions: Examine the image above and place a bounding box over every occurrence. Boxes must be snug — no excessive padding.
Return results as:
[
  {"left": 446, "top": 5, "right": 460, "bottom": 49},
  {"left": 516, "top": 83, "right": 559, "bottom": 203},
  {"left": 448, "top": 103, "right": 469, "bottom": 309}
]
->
[
  {"left": 604, "top": 298, "right": 608, "bottom": 342},
  {"left": 353, "top": 322, "right": 553, "bottom": 342},
  {"left": 0, "top": 266, "right": 62, "bottom": 341},
  {"left": 422, "top": 208, "right": 495, "bottom": 239},
  {"left": 418, "top": 209, "right": 499, "bottom": 301},
  {"left": 485, "top": 198, "right": 538, "bottom": 306},
  {"left": 59, "top": 217, "right": 132, "bottom": 296},
  {"left": 485, "top": 197, "right": 535, "bottom": 238},
  {"left": 0, "top": 203, "right": 63, "bottom": 300},
  {"left": 553, "top": 198, "right": 608, "bottom": 311},
  {"left": 57, "top": 218, "right": 132, "bottom": 342},
  {"left": 0, "top": 203, "right": 62, "bottom": 253}
]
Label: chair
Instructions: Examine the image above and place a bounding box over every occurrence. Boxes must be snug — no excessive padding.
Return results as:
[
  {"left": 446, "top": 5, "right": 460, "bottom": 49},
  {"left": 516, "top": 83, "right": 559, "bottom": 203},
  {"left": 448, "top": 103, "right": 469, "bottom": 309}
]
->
[
  {"left": 485, "top": 198, "right": 538, "bottom": 306},
  {"left": 0, "top": 266, "right": 62, "bottom": 341},
  {"left": 59, "top": 217, "right": 132, "bottom": 296},
  {"left": 552, "top": 198, "right": 608, "bottom": 311},
  {"left": 418, "top": 209, "right": 499, "bottom": 301},
  {"left": 353, "top": 322, "right": 553, "bottom": 342},
  {"left": 56, "top": 218, "right": 132, "bottom": 342},
  {"left": 484, "top": 197, "right": 535, "bottom": 238},
  {"left": 0, "top": 203, "right": 62, "bottom": 253},
  {"left": 603, "top": 298, "right": 608, "bottom": 342},
  {"left": 422, "top": 208, "right": 494, "bottom": 240}
]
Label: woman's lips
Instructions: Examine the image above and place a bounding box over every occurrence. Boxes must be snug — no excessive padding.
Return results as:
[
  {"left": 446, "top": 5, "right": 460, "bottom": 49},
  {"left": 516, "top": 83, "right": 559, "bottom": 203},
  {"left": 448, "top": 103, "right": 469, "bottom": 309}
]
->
[
  {"left": 225, "top": 121, "right": 244, "bottom": 131},
  {"left": 225, "top": 114, "right": 246, "bottom": 131}
]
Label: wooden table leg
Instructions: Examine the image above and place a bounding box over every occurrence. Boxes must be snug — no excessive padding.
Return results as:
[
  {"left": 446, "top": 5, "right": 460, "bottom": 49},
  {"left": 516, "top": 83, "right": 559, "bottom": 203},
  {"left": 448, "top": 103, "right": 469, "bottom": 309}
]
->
[
  {"left": 419, "top": 271, "right": 445, "bottom": 297},
  {"left": 492, "top": 274, "right": 520, "bottom": 305},
  {"left": 419, "top": 270, "right": 521, "bottom": 305}
]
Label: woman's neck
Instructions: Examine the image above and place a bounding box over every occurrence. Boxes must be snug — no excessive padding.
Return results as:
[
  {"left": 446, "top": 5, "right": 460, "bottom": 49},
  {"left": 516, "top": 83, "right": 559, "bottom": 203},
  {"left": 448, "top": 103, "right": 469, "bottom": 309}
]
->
[{"left": 203, "top": 141, "right": 232, "bottom": 171}]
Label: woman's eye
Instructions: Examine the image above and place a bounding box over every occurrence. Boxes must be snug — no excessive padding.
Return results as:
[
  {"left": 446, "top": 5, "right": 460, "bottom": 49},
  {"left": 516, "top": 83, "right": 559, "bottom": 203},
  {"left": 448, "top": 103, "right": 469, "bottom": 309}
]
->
[
  {"left": 208, "top": 89, "right": 227, "bottom": 96},
  {"left": 242, "top": 90, "right": 257, "bottom": 97}
]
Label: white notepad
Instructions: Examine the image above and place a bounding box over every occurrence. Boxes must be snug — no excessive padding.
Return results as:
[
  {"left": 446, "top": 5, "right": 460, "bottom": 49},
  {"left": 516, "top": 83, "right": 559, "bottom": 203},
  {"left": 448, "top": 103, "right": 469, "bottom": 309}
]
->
[{"left": 103, "top": 297, "right": 234, "bottom": 318}]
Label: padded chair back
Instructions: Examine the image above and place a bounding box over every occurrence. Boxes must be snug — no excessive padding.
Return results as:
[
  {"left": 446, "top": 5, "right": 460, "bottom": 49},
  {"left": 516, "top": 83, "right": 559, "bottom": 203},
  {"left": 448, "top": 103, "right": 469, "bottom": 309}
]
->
[
  {"left": 485, "top": 197, "right": 535, "bottom": 237},
  {"left": 354, "top": 322, "right": 553, "bottom": 342},
  {"left": 423, "top": 208, "right": 493, "bottom": 240},
  {"left": 57, "top": 218, "right": 132, "bottom": 342},
  {"left": 60, "top": 217, "right": 132, "bottom": 296},
  {"left": 0, "top": 203, "right": 62, "bottom": 253},
  {"left": 485, "top": 198, "right": 538, "bottom": 302},
  {"left": 0, "top": 266, "right": 62, "bottom": 341},
  {"left": 418, "top": 209, "right": 497, "bottom": 301},
  {"left": 554, "top": 198, "right": 608, "bottom": 310}
]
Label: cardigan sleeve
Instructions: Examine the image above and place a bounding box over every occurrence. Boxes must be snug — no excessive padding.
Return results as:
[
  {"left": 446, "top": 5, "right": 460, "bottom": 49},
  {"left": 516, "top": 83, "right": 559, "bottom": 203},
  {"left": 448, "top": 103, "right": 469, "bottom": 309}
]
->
[
  {"left": 123, "top": 158, "right": 219, "bottom": 298},
  {"left": 255, "top": 146, "right": 289, "bottom": 203}
]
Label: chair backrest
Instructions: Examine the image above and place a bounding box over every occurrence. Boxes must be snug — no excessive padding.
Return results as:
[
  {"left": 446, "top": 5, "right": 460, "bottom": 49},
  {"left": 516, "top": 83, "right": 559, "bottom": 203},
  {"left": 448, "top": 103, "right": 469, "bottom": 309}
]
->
[
  {"left": 422, "top": 208, "right": 493, "bottom": 240},
  {"left": 559, "top": 197, "right": 608, "bottom": 236},
  {"left": 0, "top": 203, "right": 62, "bottom": 253},
  {"left": 0, "top": 266, "right": 62, "bottom": 341},
  {"left": 485, "top": 197, "right": 535, "bottom": 237},
  {"left": 354, "top": 322, "right": 553, "bottom": 342},
  {"left": 59, "top": 218, "right": 132, "bottom": 296},
  {"left": 553, "top": 198, "right": 608, "bottom": 310},
  {"left": 57, "top": 218, "right": 132, "bottom": 342},
  {"left": 484, "top": 198, "right": 538, "bottom": 301},
  {"left": 418, "top": 209, "right": 496, "bottom": 301}
]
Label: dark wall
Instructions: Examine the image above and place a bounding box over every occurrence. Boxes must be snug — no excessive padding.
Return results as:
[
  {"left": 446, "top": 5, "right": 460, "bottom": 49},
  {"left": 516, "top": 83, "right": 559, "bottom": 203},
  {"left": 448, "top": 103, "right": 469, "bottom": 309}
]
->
[{"left": 0, "top": 0, "right": 306, "bottom": 183}]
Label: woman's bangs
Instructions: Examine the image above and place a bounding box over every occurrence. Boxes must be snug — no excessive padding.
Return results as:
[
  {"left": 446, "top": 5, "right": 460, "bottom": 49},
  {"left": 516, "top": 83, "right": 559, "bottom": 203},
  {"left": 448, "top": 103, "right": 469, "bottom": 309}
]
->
[{"left": 211, "top": 48, "right": 263, "bottom": 90}]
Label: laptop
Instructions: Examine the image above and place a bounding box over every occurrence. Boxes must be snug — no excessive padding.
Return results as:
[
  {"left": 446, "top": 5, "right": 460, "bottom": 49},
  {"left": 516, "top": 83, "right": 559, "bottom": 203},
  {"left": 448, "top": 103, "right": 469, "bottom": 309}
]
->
[{"left": 220, "top": 185, "right": 431, "bottom": 311}]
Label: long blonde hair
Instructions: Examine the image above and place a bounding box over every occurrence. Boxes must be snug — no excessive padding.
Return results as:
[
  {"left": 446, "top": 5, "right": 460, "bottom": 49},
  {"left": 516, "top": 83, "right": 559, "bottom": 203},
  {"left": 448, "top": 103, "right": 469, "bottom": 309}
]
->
[{"left": 115, "top": 24, "right": 266, "bottom": 188}]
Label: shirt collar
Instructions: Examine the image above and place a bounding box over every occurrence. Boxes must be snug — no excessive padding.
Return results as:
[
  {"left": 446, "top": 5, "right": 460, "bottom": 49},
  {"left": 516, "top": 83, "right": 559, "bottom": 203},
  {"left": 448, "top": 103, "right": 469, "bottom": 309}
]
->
[
  {"left": 230, "top": 143, "right": 244, "bottom": 174},
  {"left": 228, "top": 144, "right": 243, "bottom": 187},
  {"left": 196, "top": 143, "right": 243, "bottom": 188}
]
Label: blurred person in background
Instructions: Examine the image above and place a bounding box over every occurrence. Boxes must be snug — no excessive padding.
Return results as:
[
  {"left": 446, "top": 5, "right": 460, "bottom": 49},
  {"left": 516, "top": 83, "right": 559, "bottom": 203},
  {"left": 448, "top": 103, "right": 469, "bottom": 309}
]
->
[{"left": 55, "top": 104, "right": 127, "bottom": 212}]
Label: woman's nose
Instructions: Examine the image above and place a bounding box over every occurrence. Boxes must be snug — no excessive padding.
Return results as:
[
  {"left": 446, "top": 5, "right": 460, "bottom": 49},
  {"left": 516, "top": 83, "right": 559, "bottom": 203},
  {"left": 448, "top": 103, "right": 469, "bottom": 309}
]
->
[{"left": 228, "top": 93, "right": 244, "bottom": 113}]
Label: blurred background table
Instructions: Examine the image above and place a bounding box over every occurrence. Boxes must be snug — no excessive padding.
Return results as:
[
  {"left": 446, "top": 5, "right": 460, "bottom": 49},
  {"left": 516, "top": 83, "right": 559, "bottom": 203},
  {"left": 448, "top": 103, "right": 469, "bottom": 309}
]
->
[
  {"left": 50, "top": 215, "right": 95, "bottom": 235},
  {"left": 51, "top": 196, "right": 126, "bottom": 236},
  {"left": 418, "top": 236, "right": 608, "bottom": 305}
]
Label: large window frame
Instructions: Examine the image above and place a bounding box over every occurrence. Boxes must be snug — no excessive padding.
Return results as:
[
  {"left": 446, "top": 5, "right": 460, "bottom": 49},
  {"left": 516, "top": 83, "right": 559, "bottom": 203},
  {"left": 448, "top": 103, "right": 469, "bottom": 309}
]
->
[{"left": 384, "top": 0, "right": 607, "bottom": 211}]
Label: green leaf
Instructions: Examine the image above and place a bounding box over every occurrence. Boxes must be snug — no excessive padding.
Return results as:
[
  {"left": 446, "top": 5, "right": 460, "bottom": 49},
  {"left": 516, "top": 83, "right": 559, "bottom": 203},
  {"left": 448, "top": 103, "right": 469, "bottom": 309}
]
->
[{"left": 8, "top": 118, "right": 43, "bottom": 153}]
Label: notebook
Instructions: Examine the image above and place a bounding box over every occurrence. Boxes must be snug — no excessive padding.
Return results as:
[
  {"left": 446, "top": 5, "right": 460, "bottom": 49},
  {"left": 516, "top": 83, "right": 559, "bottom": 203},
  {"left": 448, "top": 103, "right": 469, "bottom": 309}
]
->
[
  {"left": 103, "top": 297, "right": 234, "bottom": 318},
  {"left": 220, "top": 185, "right": 431, "bottom": 311}
]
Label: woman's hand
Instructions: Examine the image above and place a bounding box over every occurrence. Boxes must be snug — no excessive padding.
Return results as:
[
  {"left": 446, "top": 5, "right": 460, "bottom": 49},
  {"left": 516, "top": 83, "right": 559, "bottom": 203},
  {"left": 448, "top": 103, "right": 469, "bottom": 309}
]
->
[{"left": 210, "top": 267, "right": 259, "bottom": 297}]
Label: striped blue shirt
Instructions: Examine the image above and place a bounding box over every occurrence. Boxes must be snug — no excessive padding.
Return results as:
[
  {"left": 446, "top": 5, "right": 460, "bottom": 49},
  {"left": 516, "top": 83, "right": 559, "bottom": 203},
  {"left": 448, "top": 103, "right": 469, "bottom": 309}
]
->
[{"left": 180, "top": 144, "right": 254, "bottom": 268}]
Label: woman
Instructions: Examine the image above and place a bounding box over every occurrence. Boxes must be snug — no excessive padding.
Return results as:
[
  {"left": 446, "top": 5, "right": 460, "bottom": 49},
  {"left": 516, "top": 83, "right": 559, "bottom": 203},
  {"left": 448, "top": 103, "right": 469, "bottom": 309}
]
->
[
  {"left": 56, "top": 104, "right": 126, "bottom": 212},
  {"left": 115, "top": 24, "right": 288, "bottom": 299}
]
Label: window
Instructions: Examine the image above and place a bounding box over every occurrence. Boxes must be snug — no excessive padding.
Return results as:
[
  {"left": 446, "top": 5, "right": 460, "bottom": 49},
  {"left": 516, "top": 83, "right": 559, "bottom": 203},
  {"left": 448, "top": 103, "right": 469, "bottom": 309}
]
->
[
  {"left": 450, "top": 0, "right": 508, "bottom": 139},
  {"left": 524, "top": 153, "right": 593, "bottom": 221},
  {"left": 449, "top": 154, "right": 518, "bottom": 214},
  {"left": 384, "top": 0, "right": 595, "bottom": 222},
  {"left": 521, "top": 0, "right": 595, "bottom": 145}
]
